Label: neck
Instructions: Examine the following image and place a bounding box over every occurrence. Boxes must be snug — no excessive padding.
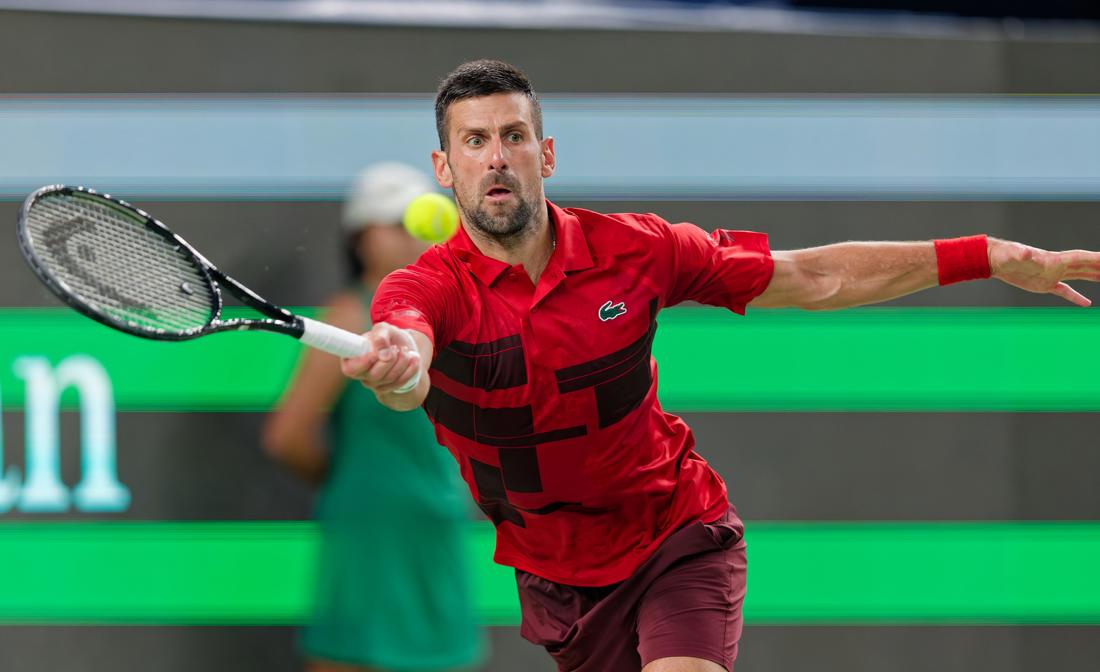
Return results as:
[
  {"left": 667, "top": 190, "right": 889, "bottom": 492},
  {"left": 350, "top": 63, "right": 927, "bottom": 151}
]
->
[{"left": 466, "top": 202, "right": 555, "bottom": 283}]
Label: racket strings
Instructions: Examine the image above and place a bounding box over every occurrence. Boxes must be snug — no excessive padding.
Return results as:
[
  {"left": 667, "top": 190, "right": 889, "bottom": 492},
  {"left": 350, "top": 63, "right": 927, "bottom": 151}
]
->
[{"left": 25, "top": 195, "right": 216, "bottom": 333}]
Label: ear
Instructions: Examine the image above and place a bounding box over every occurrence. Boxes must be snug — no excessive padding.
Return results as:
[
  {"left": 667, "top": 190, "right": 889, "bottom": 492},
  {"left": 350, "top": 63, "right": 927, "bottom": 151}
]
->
[
  {"left": 431, "top": 149, "right": 453, "bottom": 189},
  {"left": 540, "top": 136, "right": 556, "bottom": 179}
]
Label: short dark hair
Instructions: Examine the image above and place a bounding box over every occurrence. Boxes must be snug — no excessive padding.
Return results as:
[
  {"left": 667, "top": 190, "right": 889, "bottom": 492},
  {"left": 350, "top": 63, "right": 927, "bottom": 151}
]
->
[{"left": 434, "top": 59, "right": 543, "bottom": 150}]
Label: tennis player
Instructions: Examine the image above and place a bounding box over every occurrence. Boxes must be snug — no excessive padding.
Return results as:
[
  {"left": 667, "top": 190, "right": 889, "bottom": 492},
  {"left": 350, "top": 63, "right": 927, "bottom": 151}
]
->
[{"left": 341, "top": 60, "right": 1100, "bottom": 672}]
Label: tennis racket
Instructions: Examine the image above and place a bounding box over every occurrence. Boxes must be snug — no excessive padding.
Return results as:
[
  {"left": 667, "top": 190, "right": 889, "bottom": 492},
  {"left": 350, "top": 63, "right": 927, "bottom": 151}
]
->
[{"left": 16, "top": 185, "right": 413, "bottom": 373}]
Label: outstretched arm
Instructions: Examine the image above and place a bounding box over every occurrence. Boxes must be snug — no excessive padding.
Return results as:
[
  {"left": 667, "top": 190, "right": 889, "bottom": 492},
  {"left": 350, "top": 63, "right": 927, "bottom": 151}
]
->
[{"left": 750, "top": 235, "right": 1100, "bottom": 310}]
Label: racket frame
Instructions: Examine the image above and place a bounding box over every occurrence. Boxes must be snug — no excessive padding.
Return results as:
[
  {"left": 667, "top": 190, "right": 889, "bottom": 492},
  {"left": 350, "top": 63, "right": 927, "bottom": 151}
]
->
[{"left": 17, "top": 184, "right": 306, "bottom": 341}]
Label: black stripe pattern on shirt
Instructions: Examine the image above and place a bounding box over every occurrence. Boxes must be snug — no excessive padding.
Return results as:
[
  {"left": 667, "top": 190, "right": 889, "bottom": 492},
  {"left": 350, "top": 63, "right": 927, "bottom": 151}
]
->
[
  {"left": 555, "top": 297, "right": 659, "bottom": 428},
  {"left": 469, "top": 458, "right": 527, "bottom": 527},
  {"left": 423, "top": 387, "right": 587, "bottom": 447},
  {"left": 432, "top": 334, "right": 527, "bottom": 390},
  {"left": 424, "top": 386, "right": 587, "bottom": 528}
]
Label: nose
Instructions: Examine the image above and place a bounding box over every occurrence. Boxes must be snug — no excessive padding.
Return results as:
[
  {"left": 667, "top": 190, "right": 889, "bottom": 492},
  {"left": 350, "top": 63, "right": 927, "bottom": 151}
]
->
[{"left": 487, "top": 135, "right": 508, "bottom": 172}]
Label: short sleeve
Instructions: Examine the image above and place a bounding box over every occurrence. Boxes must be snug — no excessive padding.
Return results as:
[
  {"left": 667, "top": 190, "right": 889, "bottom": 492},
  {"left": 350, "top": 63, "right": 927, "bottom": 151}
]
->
[
  {"left": 665, "top": 221, "right": 774, "bottom": 314},
  {"left": 370, "top": 265, "right": 460, "bottom": 349}
]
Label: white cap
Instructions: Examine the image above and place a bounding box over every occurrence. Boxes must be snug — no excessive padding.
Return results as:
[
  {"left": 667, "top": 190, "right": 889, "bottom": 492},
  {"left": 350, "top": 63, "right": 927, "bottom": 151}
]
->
[{"left": 342, "top": 162, "right": 436, "bottom": 231}]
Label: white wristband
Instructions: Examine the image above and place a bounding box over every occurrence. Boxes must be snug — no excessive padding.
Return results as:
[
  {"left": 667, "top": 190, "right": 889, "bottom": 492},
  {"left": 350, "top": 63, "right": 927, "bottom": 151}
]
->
[
  {"left": 392, "top": 366, "right": 422, "bottom": 395},
  {"left": 391, "top": 327, "right": 422, "bottom": 395}
]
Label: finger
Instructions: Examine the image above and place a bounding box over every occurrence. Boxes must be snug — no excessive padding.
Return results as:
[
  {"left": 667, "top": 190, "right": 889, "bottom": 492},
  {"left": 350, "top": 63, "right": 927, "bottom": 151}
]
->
[
  {"left": 364, "top": 333, "right": 394, "bottom": 359},
  {"left": 377, "top": 344, "right": 398, "bottom": 362},
  {"left": 375, "top": 351, "right": 419, "bottom": 391},
  {"left": 376, "top": 322, "right": 418, "bottom": 354},
  {"left": 378, "top": 351, "right": 422, "bottom": 393},
  {"left": 365, "top": 324, "right": 404, "bottom": 357},
  {"left": 340, "top": 351, "right": 380, "bottom": 379},
  {"left": 1051, "top": 282, "right": 1091, "bottom": 307},
  {"left": 358, "top": 324, "right": 419, "bottom": 385},
  {"left": 367, "top": 351, "right": 401, "bottom": 383}
]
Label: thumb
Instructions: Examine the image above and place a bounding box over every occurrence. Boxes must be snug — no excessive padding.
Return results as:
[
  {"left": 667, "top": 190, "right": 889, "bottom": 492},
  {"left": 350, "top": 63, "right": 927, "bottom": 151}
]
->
[
  {"left": 366, "top": 322, "right": 403, "bottom": 360},
  {"left": 1051, "top": 282, "right": 1091, "bottom": 307}
]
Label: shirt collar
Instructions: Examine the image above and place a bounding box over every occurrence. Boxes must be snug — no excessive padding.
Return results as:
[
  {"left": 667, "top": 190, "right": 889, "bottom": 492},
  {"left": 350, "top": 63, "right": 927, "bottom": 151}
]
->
[
  {"left": 549, "top": 200, "right": 595, "bottom": 274},
  {"left": 447, "top": 199, "right": 594, "bottom": 286}
]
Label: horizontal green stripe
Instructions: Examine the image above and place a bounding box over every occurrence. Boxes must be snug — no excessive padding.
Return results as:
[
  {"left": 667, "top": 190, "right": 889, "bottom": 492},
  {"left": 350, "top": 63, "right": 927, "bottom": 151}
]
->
[
  {"left": 0, "top": 308, "right": 299, "bottom": 411},
  {"left": 658, "top": 307, "right": 1100, "bottom": 411},
  {"left": 3, "top": 307, "right": 1100, "bottom": 411},
  {"left": 0, "top": 522, "right": 1097, "bottom": 625}
]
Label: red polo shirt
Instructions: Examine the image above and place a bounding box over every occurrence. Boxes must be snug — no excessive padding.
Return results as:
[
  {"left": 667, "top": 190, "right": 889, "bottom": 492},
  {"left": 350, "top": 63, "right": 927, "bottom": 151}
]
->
[{"left": 372, "top": 200, "right": 773, "bottom": 586}]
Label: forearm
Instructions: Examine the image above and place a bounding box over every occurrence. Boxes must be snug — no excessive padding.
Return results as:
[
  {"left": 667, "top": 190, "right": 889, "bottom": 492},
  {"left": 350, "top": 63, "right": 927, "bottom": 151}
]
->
[
  {"left": 261, "top": 414, "right": 329, "bottom": 485},
  {"left": 756, "top": 234, "right": 1099, "bottom": 310},
  {"left": 774, "top": 241, "right": 940, "bottom": 310},
  {"left": 273, "top": 435, "right": 329, "bottom": 484}
]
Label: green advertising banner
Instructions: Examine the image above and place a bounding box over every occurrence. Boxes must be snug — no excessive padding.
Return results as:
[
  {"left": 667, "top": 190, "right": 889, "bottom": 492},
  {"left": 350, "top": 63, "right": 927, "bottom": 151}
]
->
[
  {"left": 2, "top": 307, "right": 1100, "bottom": 412},
  {"left": 0, "top": 521, "right": 1097, "bottom": 625}
]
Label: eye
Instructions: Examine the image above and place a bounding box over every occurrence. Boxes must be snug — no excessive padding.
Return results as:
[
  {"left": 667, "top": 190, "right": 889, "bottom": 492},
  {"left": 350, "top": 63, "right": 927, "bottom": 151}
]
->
[
  {"left": 507, "top": 132, "right": 523, "bottom": 143},
  {"left": 466, "top": 136, "right": 484, "bottom": 147}
]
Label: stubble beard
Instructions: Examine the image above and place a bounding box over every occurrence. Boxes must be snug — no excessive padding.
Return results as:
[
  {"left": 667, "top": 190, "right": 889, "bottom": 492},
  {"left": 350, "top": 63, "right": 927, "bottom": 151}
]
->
[
  {"left": 453, "top": 169, "right": 539, "bottom": 249},
  {"left": 466, "top": 197, "right": 536, "bottom": 247}
]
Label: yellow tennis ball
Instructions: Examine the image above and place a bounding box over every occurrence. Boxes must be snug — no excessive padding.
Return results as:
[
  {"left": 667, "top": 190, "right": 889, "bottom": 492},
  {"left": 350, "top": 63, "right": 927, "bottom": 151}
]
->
[{"left": 402, "top": 193, "right": 459, "bottom": 243}]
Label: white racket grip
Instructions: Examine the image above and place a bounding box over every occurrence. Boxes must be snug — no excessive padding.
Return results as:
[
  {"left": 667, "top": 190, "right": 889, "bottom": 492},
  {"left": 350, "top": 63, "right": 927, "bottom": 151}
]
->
[
  {"left": 299, "top": 317, "right": 371, "bottom": 358},
  {"left": 299, "top": 317, "right": 423, "bottom": 395}
]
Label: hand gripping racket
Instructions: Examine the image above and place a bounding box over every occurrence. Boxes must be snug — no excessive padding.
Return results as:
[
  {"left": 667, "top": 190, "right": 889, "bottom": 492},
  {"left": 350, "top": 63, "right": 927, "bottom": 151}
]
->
[{"left": 17, "top": 185, "right": 420, "bottom": 390}]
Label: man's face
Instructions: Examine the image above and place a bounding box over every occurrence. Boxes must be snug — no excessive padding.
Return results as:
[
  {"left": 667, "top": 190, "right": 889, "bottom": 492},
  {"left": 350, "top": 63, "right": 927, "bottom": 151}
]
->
[{"left": 432, "top": 92, "right": 555, "bottom": 243}]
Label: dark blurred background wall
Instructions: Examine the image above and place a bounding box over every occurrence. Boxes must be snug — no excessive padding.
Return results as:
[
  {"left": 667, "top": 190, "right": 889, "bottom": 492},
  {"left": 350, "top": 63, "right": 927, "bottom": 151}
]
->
[{"left": 0, "top": 6, "right": 1098, "bottom": 671}]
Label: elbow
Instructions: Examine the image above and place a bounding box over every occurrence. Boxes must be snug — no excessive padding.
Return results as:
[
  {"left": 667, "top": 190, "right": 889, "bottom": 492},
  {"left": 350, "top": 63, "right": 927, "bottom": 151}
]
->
[
  {"left": 795, "top": 273, "right": 844, "bottom": 311},
  {"left": 774, "top": 249, "right": 844, "bottom": 311},
  {"left": 261, "top": 412, "right": 329, "bottom": 484}
]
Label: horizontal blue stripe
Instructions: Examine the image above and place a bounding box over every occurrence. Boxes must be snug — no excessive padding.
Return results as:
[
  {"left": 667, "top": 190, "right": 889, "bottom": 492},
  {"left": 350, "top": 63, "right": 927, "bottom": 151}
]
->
[{"left": 2, "top": 96, "right": 1099, "bottom": 200}]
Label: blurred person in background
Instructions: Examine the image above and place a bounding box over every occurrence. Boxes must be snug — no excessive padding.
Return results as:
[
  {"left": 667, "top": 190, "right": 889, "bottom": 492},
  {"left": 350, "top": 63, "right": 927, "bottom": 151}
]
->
[{"left": 263, "top": 162, "right": 486, "bottom": 672}]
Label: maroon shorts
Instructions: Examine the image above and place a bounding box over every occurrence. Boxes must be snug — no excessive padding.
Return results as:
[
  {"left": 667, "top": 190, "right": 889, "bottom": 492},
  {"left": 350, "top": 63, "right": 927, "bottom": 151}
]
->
[{"left": 515, "top": 505, "right": 747, "bottom": 672}]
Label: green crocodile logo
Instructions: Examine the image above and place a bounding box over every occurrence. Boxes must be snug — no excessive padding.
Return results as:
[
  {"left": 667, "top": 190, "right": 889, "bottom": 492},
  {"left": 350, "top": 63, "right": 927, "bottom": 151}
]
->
[{"left": 598, "top": 300, "right": 628, "bottom": 322}]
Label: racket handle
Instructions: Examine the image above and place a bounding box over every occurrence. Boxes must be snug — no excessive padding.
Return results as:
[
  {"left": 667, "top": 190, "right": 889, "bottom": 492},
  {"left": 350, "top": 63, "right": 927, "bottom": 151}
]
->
[
  {"left": 298, "top": 317, "right": 422, "bottom": 395},
  {"left": 298, "top": 317, "right": 371, "bottom": 358}
]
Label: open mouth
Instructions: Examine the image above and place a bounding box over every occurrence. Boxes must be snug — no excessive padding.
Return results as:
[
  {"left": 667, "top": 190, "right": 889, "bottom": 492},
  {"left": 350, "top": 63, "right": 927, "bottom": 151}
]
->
[{"left": 485, "top": 187, "right": 514, "bottom": 202}]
